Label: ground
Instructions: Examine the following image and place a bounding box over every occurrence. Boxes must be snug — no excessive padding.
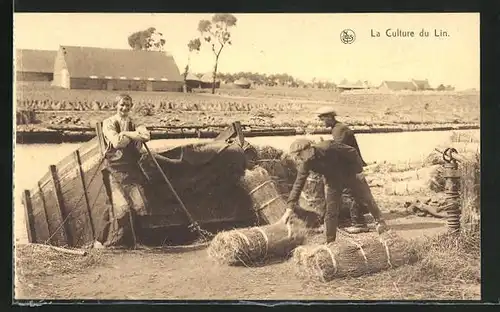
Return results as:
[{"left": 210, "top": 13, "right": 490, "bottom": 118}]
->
[
  {"left": 14, "top": 213, "right": 479, "bottom": 300},
  {"left": 14, "top": 178, "right": 480, "bottom": 300}
]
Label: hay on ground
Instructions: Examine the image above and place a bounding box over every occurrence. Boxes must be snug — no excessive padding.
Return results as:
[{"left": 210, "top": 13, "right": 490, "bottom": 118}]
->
[
  {"left": 207, "top": 216, "right": 307, "bottom": 266},
  {"left": 241, "top": 165, "right": 289, "bottom": 224},
  {"left": 293, "top": 231, "right": 417, "bottom": 282}
]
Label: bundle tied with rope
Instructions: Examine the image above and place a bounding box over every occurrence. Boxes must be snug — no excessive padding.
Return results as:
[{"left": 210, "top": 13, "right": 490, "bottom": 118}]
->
[
  {"left": 207, "top": 215, "right": 307, "bottom": 266},
  {"left": 292, "top": 230, "right": 418, "bottom": 282},
  {"left": 253, "top": 145, "right": 297, "bottom": 196},
  {"left": 240, "top": 165, "right": 289, "bottom": 224}
]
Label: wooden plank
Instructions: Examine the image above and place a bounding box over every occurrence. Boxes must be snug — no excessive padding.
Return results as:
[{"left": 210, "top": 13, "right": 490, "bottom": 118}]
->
[
  {"left": 232, "top": 121, "right": 245, "bottom": 146},
  {"left": 95, "top": 122, "right": 106, "bottom": 156},
  {"left": 73, "top": 150, "right": 96, "bottom": 241},
  {"left": 49, "top": 165, "right": 71, "bottom": 246},
  {"left": 22, "top": 190, "right": 36, "bottom": 243},
  {"left": 37, "top": 182, "right": 51, "bottom": 242}
]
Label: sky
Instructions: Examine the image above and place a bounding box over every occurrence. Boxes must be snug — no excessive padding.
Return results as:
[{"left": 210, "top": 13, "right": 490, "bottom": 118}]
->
[{"left": 13, "top": 13, "right": 479, "bottom": 90}]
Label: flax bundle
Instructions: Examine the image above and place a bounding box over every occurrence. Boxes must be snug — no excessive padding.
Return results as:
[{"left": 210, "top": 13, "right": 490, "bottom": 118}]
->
[
  {"left": 207, "top": 216, "right": 307, "bottom": 266},
  {"left": 293, "top": 231, "right": 417, "bottom": 282},
  {"left": 241, "top": 165, "right": 289, "bottom": 224}
]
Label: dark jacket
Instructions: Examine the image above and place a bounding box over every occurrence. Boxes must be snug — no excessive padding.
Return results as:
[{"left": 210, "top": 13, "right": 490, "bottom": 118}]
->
[
  {"left": 331, "top": 121, "right": 367, "bottom": 166},
  {"left": 287, "top": 140, "right": 364, "bottom": 208}
]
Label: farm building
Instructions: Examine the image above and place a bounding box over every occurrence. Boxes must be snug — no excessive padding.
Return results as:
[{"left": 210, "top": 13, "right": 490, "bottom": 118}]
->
[
  {"left": 185, "top": 72, "right": 201, "bottom": 90},
  {"left": 15, "top": 49, "right": 57, "bottom": 82},
  {"left": 378, "top": 80, "right": 418, "bottom": 91},
  {"left": 411, "top": 79, "right": 432, "bottom": 90},
  {"left": 337, "top": 80, "right": 368, "bottom": 91},
  {"left": 51, "top": 46, "right": 184, "bottom": 92},
  {"left": 379, "top": 79, "right": 432, "bottom": 91},
  {"left": 234, "top": 78, "right": 251, "bottom": 89},
  {"left": 200, "top": 72, "right": 221, "bottom": 89}
]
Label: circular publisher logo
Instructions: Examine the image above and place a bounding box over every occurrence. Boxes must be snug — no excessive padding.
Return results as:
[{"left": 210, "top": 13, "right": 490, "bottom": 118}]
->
[{"left": 340, "top": 29, "right": 356, "bottom": 44}]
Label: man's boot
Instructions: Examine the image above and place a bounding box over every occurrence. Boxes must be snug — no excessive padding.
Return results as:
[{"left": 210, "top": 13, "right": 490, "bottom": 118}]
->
[{"left": 344, "top": 202, "right": 370, "bottom": 234}]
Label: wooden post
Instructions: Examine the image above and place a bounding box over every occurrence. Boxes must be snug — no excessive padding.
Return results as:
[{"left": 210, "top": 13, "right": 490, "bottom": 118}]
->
[
  {"left": 22, "top": 190, "right": 36, "bottom": 243},
  {"left": 37, "top": 182, "right": 51, "bottom": 242},
  {"left": 49, "top": 165, "right": 71, "bottom": 246},
  {"left": 73, "top": 150, "right": 96, "bottom": 241},
  {"left": 232, "top": 121, "right": 245, "bottom": 146},
  {"left": 95, "top": 122, "right": 106, "bottom": 156}
]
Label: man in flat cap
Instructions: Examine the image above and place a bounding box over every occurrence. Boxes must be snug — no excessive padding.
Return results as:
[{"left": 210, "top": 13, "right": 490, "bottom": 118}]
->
[
  {"left": 316, "top": 106, "right": 371, "bottom": 234},
  {"left": 283, "top": 138, "right": 388, "bottom": 244}
]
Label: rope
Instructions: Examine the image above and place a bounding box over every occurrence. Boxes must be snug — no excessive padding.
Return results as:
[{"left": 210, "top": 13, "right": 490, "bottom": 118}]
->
[
  {"left": 379, "top": 236, "right": 393, "bottom": 268},
  {"left": 248, "top": 180, "right": 274, "bottom": 195},
  {"left": 315, "top": 255, "right": 327, "bottom": 283},
  {"left": 286, "top": 222, "right": 293, "bottom": 239},
  {"left": 256, "top": 195, "right": 282, "bottom": 211},
  {"left": 235, "top": 230, "right": 250, "bottom": 246},
  {"left": 254, "top": 227, "right": 269, "bottom": 256},
  {"left": 44, "top": 155, "right": 106, "bottom": 245}
]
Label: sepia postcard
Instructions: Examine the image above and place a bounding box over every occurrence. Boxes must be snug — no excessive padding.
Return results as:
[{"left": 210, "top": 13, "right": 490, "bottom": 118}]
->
[{"left": 13, "top": 12, "right": 480, "bottom": 302}]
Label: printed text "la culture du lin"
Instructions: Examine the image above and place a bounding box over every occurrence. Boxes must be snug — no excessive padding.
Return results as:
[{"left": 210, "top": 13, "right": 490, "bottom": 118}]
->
[{"left": 371, "top": 28, "right": 449, "bottom": 38}]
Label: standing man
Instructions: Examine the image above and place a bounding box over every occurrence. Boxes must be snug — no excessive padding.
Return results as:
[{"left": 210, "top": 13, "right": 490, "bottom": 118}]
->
[
  {"left": 316, "top": 106, "right": 371, "bottom": 234},
  {"left": 284, "top": 138, "right": 388, "bottom": 244},
  {"left": 102, "top": 93, "right": 151, "bottom": 248}
]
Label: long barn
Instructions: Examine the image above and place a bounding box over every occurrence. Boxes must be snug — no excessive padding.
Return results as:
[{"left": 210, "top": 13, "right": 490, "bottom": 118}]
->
[
  {"left": 51, "top": 46, "right": 184, "bottom": 92},
  {"left": 15, "top": 49, "right": 57, "bottom": 82}
]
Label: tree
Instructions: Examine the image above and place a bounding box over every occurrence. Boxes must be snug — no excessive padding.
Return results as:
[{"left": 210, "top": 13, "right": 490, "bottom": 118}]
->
[
  {"left": 184, "top": 38, "right": 201, "bottom": 81},
  {"left": 196, "top": 14, "right": 238, "bottom": 94},
  {"left": 128, "top": 27, "right": 166, "bottom": 51},
  {"left": 436, "top": 84, "right": 446, "bottom": 91}
]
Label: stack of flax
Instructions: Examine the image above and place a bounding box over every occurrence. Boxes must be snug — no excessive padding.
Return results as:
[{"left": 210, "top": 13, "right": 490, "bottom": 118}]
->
[
  {"left": 208, "top": 161, "right": 307, "bottom": 266},
  {"left": 292, "top": 230, "right": 418, "bottom": 282}
]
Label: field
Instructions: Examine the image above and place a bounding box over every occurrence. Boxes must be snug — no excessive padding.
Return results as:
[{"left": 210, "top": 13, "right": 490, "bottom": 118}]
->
[
  {"left": 15, "top": 84, "right": 480, "bottom": 129},
  {"left": 13, "top": 131, "right": 481, "bottom": 301}
]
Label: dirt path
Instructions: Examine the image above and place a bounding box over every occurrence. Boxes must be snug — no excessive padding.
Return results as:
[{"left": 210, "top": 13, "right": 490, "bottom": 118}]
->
[{"left": 15, "top": 213, "right": 463, "bottom": 301}]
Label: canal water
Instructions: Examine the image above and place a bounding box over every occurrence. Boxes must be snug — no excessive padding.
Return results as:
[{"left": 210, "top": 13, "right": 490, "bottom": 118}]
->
[{"left": 13, "top": 129, "right": 479, "bottom": 244}]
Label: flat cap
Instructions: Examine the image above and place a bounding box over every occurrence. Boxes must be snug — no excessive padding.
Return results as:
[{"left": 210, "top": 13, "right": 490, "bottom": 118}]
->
[
  {"left": 315, "top": 106, "right": 337, "bottom": 117},
  {"left": 289, "top": 138, "right": 313, "bottom": 154}
]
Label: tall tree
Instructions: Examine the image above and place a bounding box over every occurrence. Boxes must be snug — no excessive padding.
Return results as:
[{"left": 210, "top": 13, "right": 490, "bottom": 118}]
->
[
  {"left": 184, "top": 38, "right": 201, "bottom": 80},
  {"left": 128, "top": 27, "right": 166, "bottom": 51},
  {"left": 197, "top": 14, "right": 237, "bottom": 94}
]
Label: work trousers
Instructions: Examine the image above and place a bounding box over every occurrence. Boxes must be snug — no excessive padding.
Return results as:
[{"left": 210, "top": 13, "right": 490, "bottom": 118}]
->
[
  {"left": 343, "top": 173, "right": 371, "bottom": 226},
  {"left": 324, "top": 172, "right": 383, "bottom": 243},
  {"left": 104, "top": 170, "right": 148, "bottom": 247}
]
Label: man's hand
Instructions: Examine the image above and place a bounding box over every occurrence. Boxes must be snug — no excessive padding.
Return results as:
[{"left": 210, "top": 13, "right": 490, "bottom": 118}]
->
[{"left": 279, "top": 208, "right": 295, "bottom": 224}]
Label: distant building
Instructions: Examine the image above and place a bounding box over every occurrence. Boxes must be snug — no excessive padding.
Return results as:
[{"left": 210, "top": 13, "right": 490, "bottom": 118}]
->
[
  {"left": 15, "top": 49, "right": 57, "bottom": 82},
  {"left": 337, "top": 80, "right": 368, "bottom": 91},
  {"left": 51, "top": 46, "right": 184, "bottom": 92},
  {"left": 379, "top": 80, "right": 418, "bottom": 91},
  {"left": 233, "top": 77, "right": 251, "bottom": 89},
  {"left": 200, "top": 72, "right": 221, "bottom": 89},
  {"left": 184, "top": 72, "right": 201, "bottom": 90},
  {"left": 411, "top": 79, "right": 432, "bottom": 90}
]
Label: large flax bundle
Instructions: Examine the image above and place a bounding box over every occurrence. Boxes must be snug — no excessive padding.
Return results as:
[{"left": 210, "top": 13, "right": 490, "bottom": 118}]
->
[
  {"left": 293, "top": 231, "right": 417, "bottom": 282},
  {"left": 299, "top": 172, "right": 326, "bottom": 216},
  {"left": 207, "top": 217, "right": 307, "bottom": 266},
  {"left": 241, "top": 166, "right": 288, "bottom": 224},
  {"left": 254, "top": 145, "right": 297, "bottom": 195},
  {"left": 460, "top": 152, "right": 480, "bottom": 233}
]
